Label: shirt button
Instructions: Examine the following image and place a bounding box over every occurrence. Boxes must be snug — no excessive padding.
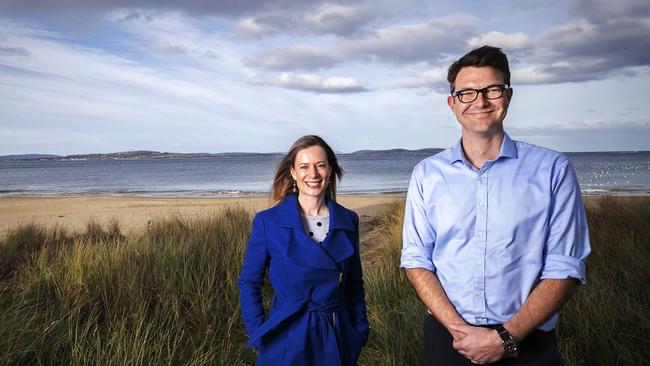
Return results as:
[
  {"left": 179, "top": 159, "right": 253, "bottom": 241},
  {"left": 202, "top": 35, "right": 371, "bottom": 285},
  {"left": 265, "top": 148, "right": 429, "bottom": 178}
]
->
[
  {"left": 478, "top": 201, "right": 485, "bottom": 207},
  {"left": 475, "top": 291, "right": 481, "bottom": 296},
  {"left": 476, "top": 260, "right": 482, "bottom": 265},
  {"left": 478, "top": 231, "right": 484, "bottom": 237}
]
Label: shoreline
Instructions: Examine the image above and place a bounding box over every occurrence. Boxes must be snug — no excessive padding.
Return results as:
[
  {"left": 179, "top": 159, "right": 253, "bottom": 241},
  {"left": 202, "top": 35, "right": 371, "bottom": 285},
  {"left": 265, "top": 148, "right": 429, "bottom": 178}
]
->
[
  {"left": 1, "top": 187, "right": 649, "bottom": 198},
  {"left": 1, "top": 194, "right": 646, "bottom": 237}
]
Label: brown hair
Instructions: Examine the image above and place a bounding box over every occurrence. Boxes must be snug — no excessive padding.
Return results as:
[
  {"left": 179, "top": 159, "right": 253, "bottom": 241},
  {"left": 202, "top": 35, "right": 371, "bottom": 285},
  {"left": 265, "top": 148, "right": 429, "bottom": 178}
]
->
[
  {"left": 447, "top": 45, "right": 511, "bottom": 93},
  {"left": 271, "top": 135, "right": 344, "bottom": 205}
]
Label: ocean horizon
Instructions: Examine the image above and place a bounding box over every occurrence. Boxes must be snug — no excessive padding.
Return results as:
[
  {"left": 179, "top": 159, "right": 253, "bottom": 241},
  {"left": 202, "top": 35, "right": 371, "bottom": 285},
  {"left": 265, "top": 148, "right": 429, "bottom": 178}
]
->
[{"left": 1, "top": 149, "right": 649, "bottom": 197}]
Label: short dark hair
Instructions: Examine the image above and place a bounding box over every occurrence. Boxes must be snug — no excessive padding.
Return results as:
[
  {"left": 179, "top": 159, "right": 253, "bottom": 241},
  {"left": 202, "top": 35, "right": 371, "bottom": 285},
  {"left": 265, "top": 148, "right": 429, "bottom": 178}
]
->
[
  {"left": 447, "top": 45, "right": 510, "bottom": 93},
  {"left": 271, "top": 135, "right": 344, "bottom": 205}
]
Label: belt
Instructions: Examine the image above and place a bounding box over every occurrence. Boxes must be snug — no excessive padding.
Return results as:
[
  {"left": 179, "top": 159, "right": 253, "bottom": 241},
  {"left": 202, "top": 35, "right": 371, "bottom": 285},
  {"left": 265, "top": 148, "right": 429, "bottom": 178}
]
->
[{"left": 247, "top": 297, "right": 342, "bottom": 348}]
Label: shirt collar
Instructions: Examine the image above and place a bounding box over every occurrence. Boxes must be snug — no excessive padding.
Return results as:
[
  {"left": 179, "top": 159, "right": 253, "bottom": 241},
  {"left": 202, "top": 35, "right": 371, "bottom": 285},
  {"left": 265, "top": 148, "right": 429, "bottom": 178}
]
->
[
  {"left": 449, "top": 132, "right": 518, "bottom": 165},
  {"left": 499, "top": 133, "right": 518, "bottom": 159},
  {"left": 449, "top": 139, "right": 465, "bottom": 164},
  {"left": 273, "top": 194, "right": 355, "bottom": 231}
]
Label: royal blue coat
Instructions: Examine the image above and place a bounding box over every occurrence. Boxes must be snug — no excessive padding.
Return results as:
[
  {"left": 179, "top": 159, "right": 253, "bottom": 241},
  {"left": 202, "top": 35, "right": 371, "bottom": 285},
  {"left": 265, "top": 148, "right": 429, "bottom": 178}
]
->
[{"left": 238, "top": 194, "right": 369, "bottom": 366}]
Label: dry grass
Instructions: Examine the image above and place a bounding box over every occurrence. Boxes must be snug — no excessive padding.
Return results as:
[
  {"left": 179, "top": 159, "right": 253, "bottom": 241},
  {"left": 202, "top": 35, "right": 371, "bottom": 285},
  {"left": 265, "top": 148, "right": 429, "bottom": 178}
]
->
[
  {"left": 0, "top": 208, "right": 255, "bottom": 365},
  {"left": 0, "top": 197, "right": 648, "bottom": 365}
]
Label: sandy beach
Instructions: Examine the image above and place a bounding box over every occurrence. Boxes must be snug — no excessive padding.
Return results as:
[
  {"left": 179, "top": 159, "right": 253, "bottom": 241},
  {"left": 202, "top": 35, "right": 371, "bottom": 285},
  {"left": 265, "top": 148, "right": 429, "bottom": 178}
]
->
[
  {"left": 2, "top": 194, "right": 644, "bottom": 237},
  {"left": 0, "top": 195, "right": 404, "bottom": 235}
]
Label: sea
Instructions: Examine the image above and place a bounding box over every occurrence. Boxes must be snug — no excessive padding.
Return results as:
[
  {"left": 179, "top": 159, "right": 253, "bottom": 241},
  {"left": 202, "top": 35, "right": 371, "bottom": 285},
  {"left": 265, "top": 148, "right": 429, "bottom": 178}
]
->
[{"left": 1, "top": 150, "right": 649, "bottom": 197}]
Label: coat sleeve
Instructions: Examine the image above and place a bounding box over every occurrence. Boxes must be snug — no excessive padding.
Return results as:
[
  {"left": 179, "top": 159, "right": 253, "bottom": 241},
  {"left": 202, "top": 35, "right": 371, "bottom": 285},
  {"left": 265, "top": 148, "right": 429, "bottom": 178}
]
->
[
  {"left": 238, "top": 213, "right": 269, "bottom": 339},
  {"left": 345, "top": 212, "right": 369, "bottom": 343}
]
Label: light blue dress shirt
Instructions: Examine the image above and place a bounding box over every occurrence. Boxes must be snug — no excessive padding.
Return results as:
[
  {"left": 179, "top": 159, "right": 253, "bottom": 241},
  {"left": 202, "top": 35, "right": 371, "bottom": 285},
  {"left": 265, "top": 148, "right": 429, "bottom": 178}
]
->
[{"left": 401, "top": 133, "right": 591, "bottom": 331}]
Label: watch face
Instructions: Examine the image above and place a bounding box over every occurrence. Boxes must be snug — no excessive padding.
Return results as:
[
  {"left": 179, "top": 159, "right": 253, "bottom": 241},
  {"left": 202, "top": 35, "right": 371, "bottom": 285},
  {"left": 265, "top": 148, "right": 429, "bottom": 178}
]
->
[{"left": 504, "top": 340, "right": 519, "bottom": 353}]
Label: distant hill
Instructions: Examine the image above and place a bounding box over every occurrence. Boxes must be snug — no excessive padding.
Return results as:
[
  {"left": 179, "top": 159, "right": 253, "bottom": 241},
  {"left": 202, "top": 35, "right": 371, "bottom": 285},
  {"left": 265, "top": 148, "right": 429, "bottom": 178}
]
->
[
  {"left": 0, "top": 154, "right": 61, "bottom": 161},
  {"left": 62, "top": 150, "right": 209, "bottom": 160},
  {"left": 347, "top": 148, "right": 442, "bottom": 156},
  {"left": 0, "top": 148, "right": 442, "bottom": 161}
]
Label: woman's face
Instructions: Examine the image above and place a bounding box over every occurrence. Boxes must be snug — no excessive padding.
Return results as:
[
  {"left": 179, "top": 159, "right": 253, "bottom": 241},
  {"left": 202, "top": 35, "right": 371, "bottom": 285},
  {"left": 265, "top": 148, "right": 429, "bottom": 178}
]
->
[{"left": 290, "top": 145, "right": 332, "bottom": 200}]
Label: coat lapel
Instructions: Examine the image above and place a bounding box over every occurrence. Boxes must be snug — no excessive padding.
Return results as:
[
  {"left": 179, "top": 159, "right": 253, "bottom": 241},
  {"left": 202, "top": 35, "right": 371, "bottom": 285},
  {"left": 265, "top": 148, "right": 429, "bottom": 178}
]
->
[
  {"left": 271, "top": 194, "right": 355, "bottom": 270},
  {"left": 322, "top": 196, "right": 355, "bottom": 263}
]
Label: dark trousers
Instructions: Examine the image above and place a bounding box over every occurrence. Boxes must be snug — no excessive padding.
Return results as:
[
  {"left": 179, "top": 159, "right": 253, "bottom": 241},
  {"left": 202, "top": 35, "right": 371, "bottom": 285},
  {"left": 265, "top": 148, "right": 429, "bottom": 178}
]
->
[{"left": 424, "top": 314, "right": 561, "bottom": 366}]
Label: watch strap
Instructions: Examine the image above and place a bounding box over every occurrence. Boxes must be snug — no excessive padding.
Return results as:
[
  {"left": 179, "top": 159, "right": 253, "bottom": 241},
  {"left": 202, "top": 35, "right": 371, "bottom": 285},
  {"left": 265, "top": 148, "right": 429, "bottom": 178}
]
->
[{"left": 495, "top": 325, "right": 519, "bottom": 353}]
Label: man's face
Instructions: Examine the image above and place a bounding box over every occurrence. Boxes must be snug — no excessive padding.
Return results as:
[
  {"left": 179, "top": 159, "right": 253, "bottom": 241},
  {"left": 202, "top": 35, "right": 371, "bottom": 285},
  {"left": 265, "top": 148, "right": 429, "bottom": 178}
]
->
[{"left": 447, "top": 66, "right": 512, "bottom": 137}]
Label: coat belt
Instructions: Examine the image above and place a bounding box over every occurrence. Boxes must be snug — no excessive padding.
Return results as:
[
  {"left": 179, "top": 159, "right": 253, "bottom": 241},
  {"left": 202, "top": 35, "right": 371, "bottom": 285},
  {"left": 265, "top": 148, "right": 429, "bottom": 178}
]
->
[{"left": 247, "top": 297, "right": 342, "bottom": 348}]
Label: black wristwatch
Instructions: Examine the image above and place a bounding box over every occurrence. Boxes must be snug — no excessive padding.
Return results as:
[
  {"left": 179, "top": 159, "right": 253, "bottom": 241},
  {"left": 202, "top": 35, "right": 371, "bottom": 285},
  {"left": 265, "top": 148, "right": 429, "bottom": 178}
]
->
[{"left": 495, "top": 325, "right": 519, "bottom": 353}]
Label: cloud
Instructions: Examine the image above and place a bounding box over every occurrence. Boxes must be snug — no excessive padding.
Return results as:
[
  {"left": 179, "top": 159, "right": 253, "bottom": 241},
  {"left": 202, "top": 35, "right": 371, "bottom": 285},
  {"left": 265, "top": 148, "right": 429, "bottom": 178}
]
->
[
  {"left": 250, "top": 46, "right": 341, "bottom": 70},
  {"left": 149, "top": 42, "right": 189, "bottom": 55},
  {"left": 507, "top": 0, "right": 562, "bottom": 11},
  {"left": 519, "top": 16, "right": 650, "bottom": 84},
  {"left": 250, "top": 14, "right": 477, "bottom": 70},
  {"left": 568, "top": 0, "right": 650, "bottom": 20},
  {"left": 0, "top": 45, "right": 30, "bottom": 57},
  {"left": 0, "top": 0, "right": 416, "bottom": 30},
  {"left": 118, "top": 11, "right": 156, "bottom": 23},
  {"left": 0, "top": 23, "right": 263, "bottom": 131},
  {"left": 0, "top": 0, "right": 423, "bottom": 37},
  {"left": 397, "top": 66, "right": 449, "bottom": 92},
  {"left": 257, "top": 72, "right": 369, "bottom": 93},
  {"left": 146, "top": 41, "right": 220, "bottom": 59},
  {"left": 0, "top": 0, "right": 283, "bottom": 18},
  {"left": 104, "top": 11, "right": 230, "bottom": 65},
  {"left": 467, "top": 31, "right": 532, "bottom": 51},
  {"left": 505, "top": 0, "right": 650, "bottom": 85},
  {"left": 236, "top": 3, "right": 377, "bottom": 37},
  {"left": 1, "top": 21, "right": 389, "bottom": 154},
  {"left": 248, "top": 7, "right": 649, "bottom": 90},
  {"left": 235, "top": 0, "right": 424, "bottom": 37}
]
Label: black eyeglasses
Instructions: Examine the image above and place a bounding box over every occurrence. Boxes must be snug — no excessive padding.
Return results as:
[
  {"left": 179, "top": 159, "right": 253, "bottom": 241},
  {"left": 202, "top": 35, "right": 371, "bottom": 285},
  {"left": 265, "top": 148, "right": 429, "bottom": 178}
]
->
[{"left": 451, "top": 84, "right": 510, "bottom": 103}]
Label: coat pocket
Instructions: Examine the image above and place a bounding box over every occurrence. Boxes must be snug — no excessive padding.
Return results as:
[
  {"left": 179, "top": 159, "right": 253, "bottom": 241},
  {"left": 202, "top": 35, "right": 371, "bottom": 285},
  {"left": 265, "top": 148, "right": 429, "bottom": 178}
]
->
[
  {"left": 339, "top": 317, "right": 364, "bottom": 365},
  {"left": 257, "top": 325, "right": 303, "bottom": 365}
]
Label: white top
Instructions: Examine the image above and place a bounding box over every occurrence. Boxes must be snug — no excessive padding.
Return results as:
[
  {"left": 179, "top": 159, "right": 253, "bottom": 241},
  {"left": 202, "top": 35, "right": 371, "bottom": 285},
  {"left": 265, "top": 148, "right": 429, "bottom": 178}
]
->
[{"left": 301, "top": 214, "right": 329, "bottom": 244}]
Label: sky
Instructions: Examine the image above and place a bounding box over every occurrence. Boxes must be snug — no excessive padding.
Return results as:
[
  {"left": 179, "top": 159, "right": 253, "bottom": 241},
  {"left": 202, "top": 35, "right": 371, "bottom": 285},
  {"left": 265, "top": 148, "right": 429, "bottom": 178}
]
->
[{"left": 1, "top": 0, "right": 649, "bottom": 155}]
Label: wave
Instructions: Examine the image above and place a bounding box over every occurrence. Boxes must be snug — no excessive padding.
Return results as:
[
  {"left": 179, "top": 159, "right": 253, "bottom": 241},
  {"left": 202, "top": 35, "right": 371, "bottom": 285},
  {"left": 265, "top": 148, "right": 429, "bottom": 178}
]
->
[{"left": 581, "top": 188, "right": 650, "bottom": 196}]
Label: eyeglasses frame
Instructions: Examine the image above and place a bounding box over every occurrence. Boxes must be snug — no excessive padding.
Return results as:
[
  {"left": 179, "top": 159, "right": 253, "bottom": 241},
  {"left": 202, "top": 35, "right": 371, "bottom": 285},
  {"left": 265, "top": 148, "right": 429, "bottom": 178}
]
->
[{"left": 451, "top": 84, "right": 511, "bottom": 104}]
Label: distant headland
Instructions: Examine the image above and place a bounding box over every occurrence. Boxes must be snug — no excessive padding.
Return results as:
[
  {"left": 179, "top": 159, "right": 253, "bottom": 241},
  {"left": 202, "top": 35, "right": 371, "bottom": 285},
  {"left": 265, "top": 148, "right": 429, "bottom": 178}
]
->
[{"left": 0, "top": 148, "right": 443, "bottom": 161}]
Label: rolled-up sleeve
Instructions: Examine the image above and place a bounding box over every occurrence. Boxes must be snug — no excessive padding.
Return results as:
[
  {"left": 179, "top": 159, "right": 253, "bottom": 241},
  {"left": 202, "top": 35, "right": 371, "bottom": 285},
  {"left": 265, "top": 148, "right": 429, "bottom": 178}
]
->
[
  {"left": 401, "top": 164, "right": 436, "bottom": 272},
  {"left": 540, "top": 158, "right": 591, "bottom": 284}
]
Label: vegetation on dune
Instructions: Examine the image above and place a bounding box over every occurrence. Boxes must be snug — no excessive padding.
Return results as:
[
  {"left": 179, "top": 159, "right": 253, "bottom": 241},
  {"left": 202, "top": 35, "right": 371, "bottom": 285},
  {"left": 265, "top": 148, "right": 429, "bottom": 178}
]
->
[
  {"left": 557, "top": 197, "right": 650, "bottom": 366},
  {"left": 0, "top": 197, "right": 648, "bottom": 365},
  {"left": 0, "top": 209, "right": 255, "bottom": 365}
]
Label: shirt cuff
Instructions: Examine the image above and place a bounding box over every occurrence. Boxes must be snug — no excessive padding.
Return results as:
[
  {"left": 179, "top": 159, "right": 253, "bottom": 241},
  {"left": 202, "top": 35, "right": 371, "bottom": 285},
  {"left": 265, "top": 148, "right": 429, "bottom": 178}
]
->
[
  {"left": 540, "top": 254, "right": 587, "bottom": 284},
  {"left": 400, "top": 245, "right": 436, "bottom": 272}
]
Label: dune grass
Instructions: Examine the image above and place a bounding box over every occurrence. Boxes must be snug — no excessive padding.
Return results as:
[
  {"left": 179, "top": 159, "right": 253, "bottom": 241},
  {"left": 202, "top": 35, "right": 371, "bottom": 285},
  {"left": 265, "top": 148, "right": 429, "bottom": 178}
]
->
[
  {"left": 0, "top": 209, "right": 255, "bottom": 365},
  {"left": 360, "top": 197, "right": 650, "bottom": 365},
  {"left": 557, "top": 197, "right": 650, "bottom": 366},
  {"left": 0, "top": 197, "right": 648, "bottom": 365}
]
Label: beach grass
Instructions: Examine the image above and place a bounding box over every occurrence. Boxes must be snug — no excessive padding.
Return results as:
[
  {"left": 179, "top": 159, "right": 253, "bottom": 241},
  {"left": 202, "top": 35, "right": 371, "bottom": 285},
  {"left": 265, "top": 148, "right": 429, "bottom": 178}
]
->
[
  {"left": 0, "top": 209, "right": 256, "bottom": 365},
  {"left": 0, "top": 197, "right": 648, "bottom": 365},
  {"left": 557, "top": 197, "right": 650, "bottom": 365}
]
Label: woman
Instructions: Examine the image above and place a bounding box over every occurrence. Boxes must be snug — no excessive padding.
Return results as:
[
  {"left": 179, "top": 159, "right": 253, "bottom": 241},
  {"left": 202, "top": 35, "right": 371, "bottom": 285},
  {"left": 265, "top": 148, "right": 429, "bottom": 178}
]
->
[{"left": 238, "top": 135, "right": 369, "bottom": 366}]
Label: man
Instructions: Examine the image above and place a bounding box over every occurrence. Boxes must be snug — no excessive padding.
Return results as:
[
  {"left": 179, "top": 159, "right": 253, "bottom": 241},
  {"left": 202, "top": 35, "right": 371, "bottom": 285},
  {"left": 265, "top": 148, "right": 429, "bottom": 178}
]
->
[{"left": 400, "top": 45, "right": 590, "bottom": 365}]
